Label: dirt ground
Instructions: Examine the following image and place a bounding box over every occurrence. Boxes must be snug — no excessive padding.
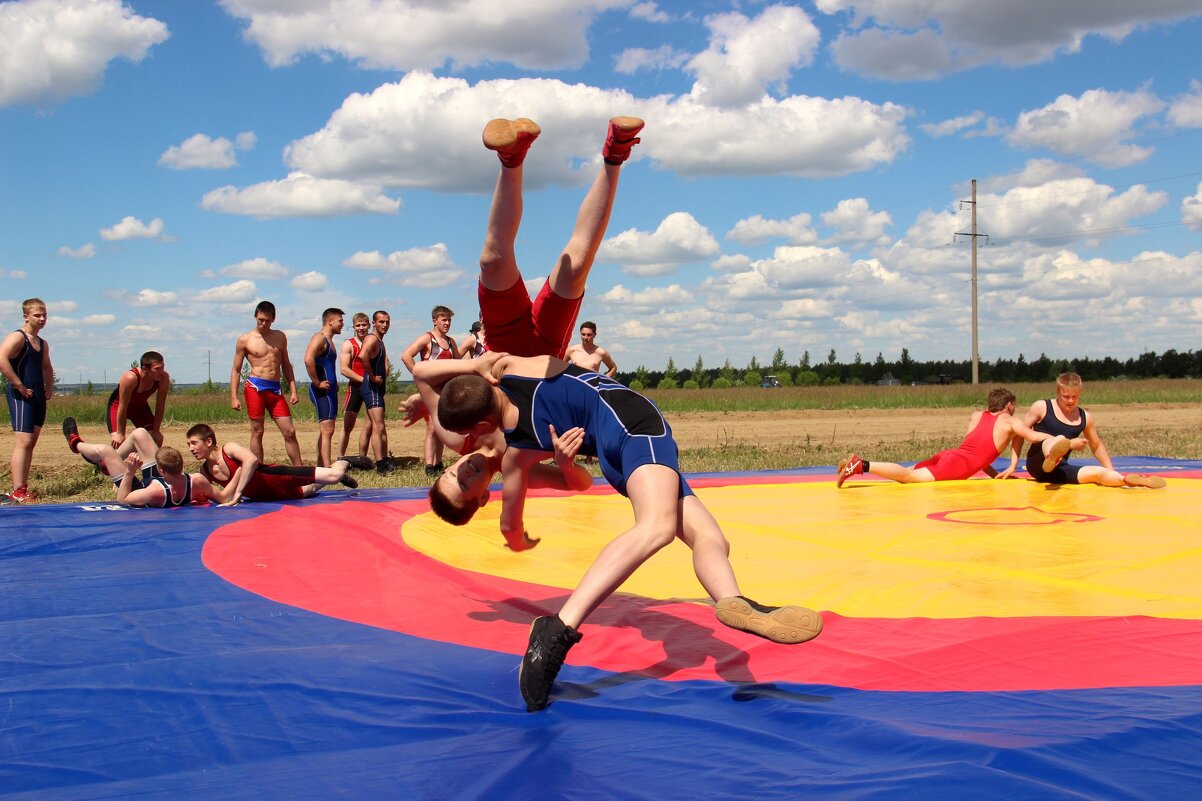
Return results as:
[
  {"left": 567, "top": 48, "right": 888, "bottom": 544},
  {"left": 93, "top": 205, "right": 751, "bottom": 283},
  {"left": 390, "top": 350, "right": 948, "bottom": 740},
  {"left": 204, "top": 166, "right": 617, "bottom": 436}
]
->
[{"left": 4, "top": 404, "right": 1195, "bottom": 481}]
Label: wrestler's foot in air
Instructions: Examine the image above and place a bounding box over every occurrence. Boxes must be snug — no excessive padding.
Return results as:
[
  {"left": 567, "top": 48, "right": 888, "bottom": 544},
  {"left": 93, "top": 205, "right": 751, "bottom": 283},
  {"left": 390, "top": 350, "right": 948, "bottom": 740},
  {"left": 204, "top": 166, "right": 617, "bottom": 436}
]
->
[
  {"left": 1041, "top": 435, "right": 1071, "bottom": 472},
  {"left": 62, "top": 417, "right": 83, "bottom": 453},
  {"left": 1124, "top": 474, "right": 1166, "bottom": 489},
  {"left": 483, "top": 117, "right": 541, "bottom": 168},
  {"left": 715, "top": 596, "right": 823, "bottom": 644},
  {"left": 836, "top": 454, "right": 863, "bottom": 488},
  {"left": 602, "top": 116, "right": 643, "bottom": 165}
]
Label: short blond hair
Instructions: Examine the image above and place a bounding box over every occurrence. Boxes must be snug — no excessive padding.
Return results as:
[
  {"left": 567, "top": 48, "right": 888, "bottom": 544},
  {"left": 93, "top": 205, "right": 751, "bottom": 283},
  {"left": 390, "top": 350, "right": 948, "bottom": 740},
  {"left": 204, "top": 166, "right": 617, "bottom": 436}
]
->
[
  {"left": 22, "top": 298, "right": 46, "bottom": 315},
  {"left": 1056, "top": 372, "right": 1082, "bottom": 389},
  {"left": 156, "top": 446, "right": 185, "bottom": 476}
]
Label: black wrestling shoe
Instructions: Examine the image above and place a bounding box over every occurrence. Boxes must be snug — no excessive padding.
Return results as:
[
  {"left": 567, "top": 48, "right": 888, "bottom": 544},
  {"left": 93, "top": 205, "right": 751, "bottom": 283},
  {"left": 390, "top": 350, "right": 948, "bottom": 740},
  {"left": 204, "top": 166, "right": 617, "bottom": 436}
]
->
[
  {"left": 375, "top": 458, "right": 397, "bottom": 475},
  {"left": 341, "top": 455, "right": 374, "bottom": 470},
  {"left": 424, "top": 463, "right": 443, "bottom": 478},
  {"left": 715, "top": 596, "right": 823, "bottom": 644},
  {"left": 519, "top": 615, "right": 582, "bottom": 712},
  {"left": 62, "top": 417, "right": 83, "bottom": 453}
]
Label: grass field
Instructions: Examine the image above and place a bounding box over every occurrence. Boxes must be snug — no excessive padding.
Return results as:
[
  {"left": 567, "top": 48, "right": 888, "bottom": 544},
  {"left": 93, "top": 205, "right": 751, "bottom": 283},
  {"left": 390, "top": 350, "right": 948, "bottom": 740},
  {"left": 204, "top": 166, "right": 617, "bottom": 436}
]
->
[
  {"left": 42, "top": 378, "right": 1202, "bottom": 422},
  {"left": 6, "top": 378, "right": 1199, "bottom": 504}
]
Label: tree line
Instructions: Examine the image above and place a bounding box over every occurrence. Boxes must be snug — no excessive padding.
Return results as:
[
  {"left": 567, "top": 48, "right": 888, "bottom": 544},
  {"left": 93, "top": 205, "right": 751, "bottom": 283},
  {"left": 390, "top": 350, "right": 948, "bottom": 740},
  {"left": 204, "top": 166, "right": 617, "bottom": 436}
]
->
[{"left": 615, "top": 348, "right": 1202, "bottom": 391}]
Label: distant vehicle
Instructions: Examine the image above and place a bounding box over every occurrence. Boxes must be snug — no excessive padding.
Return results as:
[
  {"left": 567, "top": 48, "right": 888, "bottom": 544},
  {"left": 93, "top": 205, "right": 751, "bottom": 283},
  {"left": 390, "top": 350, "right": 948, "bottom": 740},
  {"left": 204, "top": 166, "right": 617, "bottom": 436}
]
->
[{"left": 760, "top": 376, "right": 781, "bottom": 388}]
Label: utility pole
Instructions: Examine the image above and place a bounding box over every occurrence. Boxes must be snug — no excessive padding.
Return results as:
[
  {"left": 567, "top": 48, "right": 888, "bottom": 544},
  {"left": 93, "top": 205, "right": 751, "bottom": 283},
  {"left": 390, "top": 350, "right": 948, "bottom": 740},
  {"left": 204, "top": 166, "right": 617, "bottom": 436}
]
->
[
  {"left": 205, "top": 349, "right": 212, "bottom": 386},
  {"left": 954, "top": 179, "right": 989, "bottom": 385}
]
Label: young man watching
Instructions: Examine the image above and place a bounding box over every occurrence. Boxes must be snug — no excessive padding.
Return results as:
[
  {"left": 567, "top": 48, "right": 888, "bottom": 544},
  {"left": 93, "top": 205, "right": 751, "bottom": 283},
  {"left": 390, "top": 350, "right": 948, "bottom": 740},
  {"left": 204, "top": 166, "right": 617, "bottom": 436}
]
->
[
  {"left": 2, "top": 298, "right": 53, "bottom": 504},
  {"left": 229, "top": 300, "right": 302, "bottom": 466},
  {"left": 304, "top": 307, "right": 345, "bottom": 467},
  {"left": 565, "top": 321, "right": 617, "bottom": 377},
  {"left": 107, "top": 351, "right": 170, "bottom": 448},
  {"left": 358, "top": 310, "right": 393, "bottom": 473},
  {"left": 402, "top": 305, "right": 459, "bottom": 476},
  {"left": 338, "top": 312, "right": 374, "bottom": 465}
]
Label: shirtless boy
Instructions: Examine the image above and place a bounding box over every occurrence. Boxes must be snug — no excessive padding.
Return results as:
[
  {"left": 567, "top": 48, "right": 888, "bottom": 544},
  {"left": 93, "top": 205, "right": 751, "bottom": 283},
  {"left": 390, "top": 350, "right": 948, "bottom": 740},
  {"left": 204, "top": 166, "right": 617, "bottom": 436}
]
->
[
  {"left": 2, "top": 298, "right": 54, "bottom": 504},
  {"left": 1022, "top": 372, "right": 1166, "bottom": 489},
  {"left": 565, "top": 321, "right": 617, "bottom": 377},
  {"left": 230, "top": 300, "right": 302, "bottom": 466},
  {"left": 423, "top": 353, "right": 823, "bottom": 712},
  {"left": 338, "top": 312, "right": 373, "bottom": 463},
  {"left": 186, "top": 423, "right": 357, "bottom": 503},
  {"left": 358, "top": 310, "right": 393, "bottom": 472},
  {"left": 303, "top": 307, "right": 345, "bottom": 466},
  {"left": 836, "top": 388, "right": 1069, "bottom": 487},
  {"left": 402, "top": 306, "right": 459, "bottom": 476},
  {"left": 107, "top": 351, "right": 170, "bottom": 448}
]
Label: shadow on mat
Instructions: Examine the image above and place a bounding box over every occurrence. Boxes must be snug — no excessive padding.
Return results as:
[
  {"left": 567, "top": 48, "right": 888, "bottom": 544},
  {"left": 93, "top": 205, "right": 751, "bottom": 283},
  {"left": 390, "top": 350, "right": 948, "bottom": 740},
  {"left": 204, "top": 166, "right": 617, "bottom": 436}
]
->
[{"left": 469, "top": 593, "right": 831, "bottom": 705}]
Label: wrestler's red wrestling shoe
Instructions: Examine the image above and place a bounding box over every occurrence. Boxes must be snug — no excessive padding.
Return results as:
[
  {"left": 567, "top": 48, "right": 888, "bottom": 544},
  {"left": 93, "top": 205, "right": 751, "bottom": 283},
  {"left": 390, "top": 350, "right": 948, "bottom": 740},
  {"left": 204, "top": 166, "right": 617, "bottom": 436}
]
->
[
  {"left": 836, "top": 454, "right": 863, "bottom": 488},
  {"left": 602, "top": 116, "right": 644, "bottom": 165},
  {"left": 483, "top": 118, "right": 541, "bottom": 168}
]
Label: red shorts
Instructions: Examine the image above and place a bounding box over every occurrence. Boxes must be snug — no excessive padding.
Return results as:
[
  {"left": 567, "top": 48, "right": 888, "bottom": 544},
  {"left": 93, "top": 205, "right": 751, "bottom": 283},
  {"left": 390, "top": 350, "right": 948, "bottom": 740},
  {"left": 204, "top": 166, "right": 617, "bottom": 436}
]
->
[
  {"left": 244, "top": 379, "right": 291, "bottom": 421},
  {"left": 106, "top": 401, "right": 155, "bottom": 433},
  {"left": 479, "top": 278, "right": 582, "bottom": 359},
  {"left": 914, "top": 448, "right": 990, "bottom": 481}
]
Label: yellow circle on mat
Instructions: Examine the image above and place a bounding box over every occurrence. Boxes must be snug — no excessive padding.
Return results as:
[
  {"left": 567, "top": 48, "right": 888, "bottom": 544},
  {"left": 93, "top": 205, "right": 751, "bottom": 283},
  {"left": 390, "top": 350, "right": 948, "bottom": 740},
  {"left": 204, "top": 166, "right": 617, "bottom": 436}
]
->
[{"left": 401, "top": 478, "right": 1202, "bottom": 620}]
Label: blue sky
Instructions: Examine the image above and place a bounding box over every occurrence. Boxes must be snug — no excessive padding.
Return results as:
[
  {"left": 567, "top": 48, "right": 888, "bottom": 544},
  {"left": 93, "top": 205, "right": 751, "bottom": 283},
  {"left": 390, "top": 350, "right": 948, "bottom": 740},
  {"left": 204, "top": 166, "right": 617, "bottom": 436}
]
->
[{"left": 3, "top": 0, "right": 1202, "bottom": 385}]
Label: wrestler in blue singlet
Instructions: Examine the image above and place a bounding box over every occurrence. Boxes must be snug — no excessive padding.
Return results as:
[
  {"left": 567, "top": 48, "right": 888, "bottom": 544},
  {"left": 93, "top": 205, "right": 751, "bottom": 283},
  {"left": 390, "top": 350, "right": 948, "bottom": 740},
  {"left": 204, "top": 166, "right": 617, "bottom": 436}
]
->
[
  {"left": 307, "top": 336, "right": 340, "bottom": 421},
  {"left": 147, "top": 475, "right": 193, "bottom": 508},
  {"left": 1025, "top": 398, "right": 1087, "bottom": 483},
  {"left": 5, "top": 331, "right": 47, "bottom": 434},
  {"left": 498, "top": 364, "right": 693, "bottom": 498},
  {"left": 360, "top": 339, "right": 388, "bottom": 408}
]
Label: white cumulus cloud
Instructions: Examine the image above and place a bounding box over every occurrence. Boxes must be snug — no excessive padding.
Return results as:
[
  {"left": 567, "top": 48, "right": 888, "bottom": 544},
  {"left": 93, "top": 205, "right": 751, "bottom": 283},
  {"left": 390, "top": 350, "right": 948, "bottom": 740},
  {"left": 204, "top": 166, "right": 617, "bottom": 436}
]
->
[
  {"left": 0, "top": 0, "right": 168, "bottom": 107},
  {"left": 686, "top": 5, "right": 822, "bottom": 108},
  {"left": 600, "top": 212, "right": 721, "bottom": 277},
  {"left": 195, "top": 279, "right": 257, "bottom": 303},
  {"left": 220, "top": 0, "right": 620, "bottom": 71},
  {"left": 290, "top": 271, "right": 329, "bottom": 292},
  {"left": 159, "top": 132, "right": 254, "bottom": 169},
  {"left": 201, "top": 172, "right": 400, "bottom": 218},
  {"left": 220, "top": 257, "right": 289, "bottom": 279},
  {"left": 1007, "top": 88, "right": 1166, "bottom": 166},
  {"left": 727, "top": 212, "right": 817, "bottom": 246},
  {"left": 58, "top": 243, "right": 96, "bottom": 259},
  {"left": 100, "top": 216, "right": 165, "bottom": 240},
  {"left": 342, "top": 244, "right": 464, "bottom": 288},
  {"left": 129, "top": 289, "right": 179, "bottom": 307}
]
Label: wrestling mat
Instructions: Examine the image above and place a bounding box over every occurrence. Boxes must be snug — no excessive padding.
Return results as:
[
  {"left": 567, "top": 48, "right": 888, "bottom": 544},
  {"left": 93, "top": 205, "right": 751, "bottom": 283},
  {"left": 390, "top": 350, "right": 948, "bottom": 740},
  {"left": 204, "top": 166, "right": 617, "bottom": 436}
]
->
[{"left": 3, "top": 457, "right": 1201, "bottom": 800}]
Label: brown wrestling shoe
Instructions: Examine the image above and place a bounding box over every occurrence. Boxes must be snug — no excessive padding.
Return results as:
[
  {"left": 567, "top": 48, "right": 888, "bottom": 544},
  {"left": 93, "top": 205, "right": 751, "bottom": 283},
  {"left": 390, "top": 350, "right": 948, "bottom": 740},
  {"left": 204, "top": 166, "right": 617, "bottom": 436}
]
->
[
  {"left": 1124, "top": 474, "right": 1166, "bottom": 489},
  {"left": 602, "top": 116, "right": 643, "bottom": 165},
  {"left": 715, "top": 596, "right": 823, "bottom": 644},
  {"left": 1041, "top": 435, "right": 1071, "bottom": 473},
  {"left": 483, "top": 117, "right": 541, "bottom": 168}
]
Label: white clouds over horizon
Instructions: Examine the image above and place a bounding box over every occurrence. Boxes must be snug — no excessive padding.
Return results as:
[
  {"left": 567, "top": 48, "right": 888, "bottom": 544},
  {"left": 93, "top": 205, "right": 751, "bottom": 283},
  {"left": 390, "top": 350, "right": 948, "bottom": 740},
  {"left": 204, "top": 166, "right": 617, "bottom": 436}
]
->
[
  {"left": 0, "top": 0, "right": 168, "bottom": 107},
  {"left": 100, "top": 216, "right": 166, "bottom": 241},
  {"left": 159, "top": 131, "right": 257, "bottom": 169}
]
